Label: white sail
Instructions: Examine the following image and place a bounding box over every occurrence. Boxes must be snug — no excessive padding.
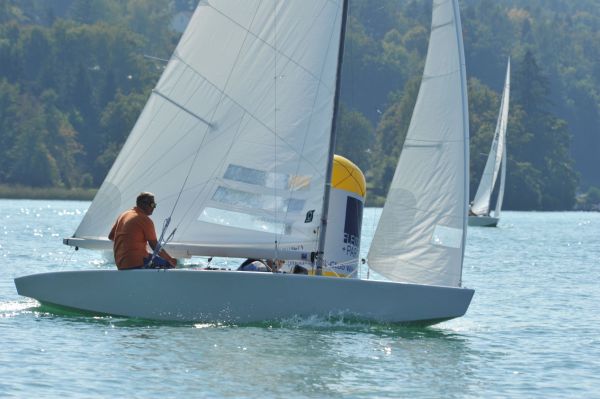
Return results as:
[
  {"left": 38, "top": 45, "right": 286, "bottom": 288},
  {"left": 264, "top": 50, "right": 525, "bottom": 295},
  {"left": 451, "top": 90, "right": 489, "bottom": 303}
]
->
[
  {"left": 68, "top": 1, "right": 346, "bottom": 260},
  {"left": 17, "top": 0, "right": 476, "bottom": 326},
  {"left": 493, "top": 59, "right": 510, "bottom": 218},
  {"left": 471, "top": 58, "right": 510, "bottom": 217},
  {"left": 367, "top": 0, "right": 469, "bottom": 288},
  {"left": 494, "top": 134, "right": 507, "bottom": 217}
]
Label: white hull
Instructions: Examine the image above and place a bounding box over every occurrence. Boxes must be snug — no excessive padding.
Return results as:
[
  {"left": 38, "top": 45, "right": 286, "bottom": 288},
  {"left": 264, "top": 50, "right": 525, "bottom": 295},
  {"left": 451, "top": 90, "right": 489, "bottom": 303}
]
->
[
  {"left": 15, "top": 270, "right": 473, "bottom": 325},
  {"left": 468, "top": 215, "right": 499, "bottom": 227}
]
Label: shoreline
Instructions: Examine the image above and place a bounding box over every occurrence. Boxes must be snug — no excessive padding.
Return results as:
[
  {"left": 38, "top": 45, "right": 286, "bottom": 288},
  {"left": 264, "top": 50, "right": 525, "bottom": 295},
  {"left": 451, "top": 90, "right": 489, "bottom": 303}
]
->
[
  {"left": 0, "top": 185, "right": 97, "bottom": 201},
  {"left": 0, "top": 185, "right": 596, "bottom": 211}
]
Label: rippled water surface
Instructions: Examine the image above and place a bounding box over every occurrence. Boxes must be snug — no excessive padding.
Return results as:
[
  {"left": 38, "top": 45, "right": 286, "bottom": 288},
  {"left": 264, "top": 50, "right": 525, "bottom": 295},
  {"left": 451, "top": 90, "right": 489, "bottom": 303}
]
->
[{"left": 1, "top": 199, "right": 599, "bottom": 398}]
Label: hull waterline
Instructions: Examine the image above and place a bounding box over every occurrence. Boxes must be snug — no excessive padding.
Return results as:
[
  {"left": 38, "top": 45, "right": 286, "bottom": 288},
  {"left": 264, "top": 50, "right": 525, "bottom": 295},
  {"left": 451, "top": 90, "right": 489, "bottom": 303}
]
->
[
  {"left": 468, "top": 215, "right": 499, "bottom": 227},
  {"left": 15, "top": 270, "right": 474, "bottom": 325}
]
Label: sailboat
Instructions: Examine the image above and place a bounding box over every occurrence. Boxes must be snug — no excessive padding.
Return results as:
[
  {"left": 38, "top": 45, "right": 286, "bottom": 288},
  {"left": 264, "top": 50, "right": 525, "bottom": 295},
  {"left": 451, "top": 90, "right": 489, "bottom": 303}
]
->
[
  {"left": 469, "top": 59, "right": 510, "bottom": 227},
  {"left": 15, "top": 0, "right": 474, "bottom": 324}
]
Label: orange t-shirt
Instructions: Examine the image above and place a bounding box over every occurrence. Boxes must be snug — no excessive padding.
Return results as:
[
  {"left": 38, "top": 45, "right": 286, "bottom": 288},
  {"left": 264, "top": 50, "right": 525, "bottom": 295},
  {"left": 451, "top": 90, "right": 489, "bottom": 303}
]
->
[{"left": 109, "top": 207, "right": 157, "bottom": 269}]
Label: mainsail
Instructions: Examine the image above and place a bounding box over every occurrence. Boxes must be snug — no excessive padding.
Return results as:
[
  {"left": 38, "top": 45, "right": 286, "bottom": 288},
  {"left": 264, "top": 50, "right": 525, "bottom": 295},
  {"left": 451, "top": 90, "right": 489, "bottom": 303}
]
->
[
  {"left": 367, "top": 0, "right": 469, "bottom": 288},
  {"left": 471, "top": 58, "right": 510, "bottom": 217},
  {"left": 66, "top": 1, "right": 346, "bottom": 260}
]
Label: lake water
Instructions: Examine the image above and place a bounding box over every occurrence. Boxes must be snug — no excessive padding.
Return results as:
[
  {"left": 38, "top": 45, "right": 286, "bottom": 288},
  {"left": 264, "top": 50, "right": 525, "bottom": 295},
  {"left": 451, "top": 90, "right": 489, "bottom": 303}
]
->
[{"left": 1, "top": 199, "right": 599, "bottom": 398}]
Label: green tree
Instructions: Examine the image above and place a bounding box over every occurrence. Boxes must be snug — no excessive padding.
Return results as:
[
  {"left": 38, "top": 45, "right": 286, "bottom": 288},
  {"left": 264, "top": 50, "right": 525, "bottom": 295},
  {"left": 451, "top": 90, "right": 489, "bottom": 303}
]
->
[
  {"left": 7, "top": 93, "right": 61, "bottom": 186},
  {"left": 95, "top": 90, "right": 146, "bottom": 183},
  {"left": 41, "top": 90, "right": 82, "bottom": 188},
  {"left": 0, "top": 79, "right": 20, "bottom": 182},
  {"left": 368, "top": 77, "right": 420, "bottom": 204},
  {"left": 468, "top": 77, "right": 501, "bottom": 197},
  {"left": 68, "top": 62, "right": 99, "bottom": 164},
  {"left": 507, "top": 51, "right": 578, "bottom": 210},
  {"left": 335, "top": 105, "right": 374, "bottom": 174}
]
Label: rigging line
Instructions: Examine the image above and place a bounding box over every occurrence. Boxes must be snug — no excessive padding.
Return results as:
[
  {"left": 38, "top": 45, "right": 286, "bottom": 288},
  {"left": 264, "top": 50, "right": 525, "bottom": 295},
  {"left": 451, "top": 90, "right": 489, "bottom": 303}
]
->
[
  {"left": 207, "top": 2, "right": 336, "bottom": 93},
  {"left": 99, "top": 92, "right": 168, "bottom": 186},
  {"left": 316, "top": 0, "right": 348, "bottom": 274},
  {"left": 451, "top": 0, "right": 469, "bottom": 288},
  {"left": 148, "top": 2, "right": 279, "bottom": 186},
  {"left": 105, "top": 4, "right": 227, "bottom": 191},
  {"left": 367, "top": 207, "right": 380, "bottom": 278},
  {"left": 129, "top": 66, "right": 216, "bottom": 187},
  {"left": 169, "top": 7, "right": 339, "bottom": 150},
  {"left": 273, "top": 0, "right": 281, "bottom": 255},
  {"left": 138, "top": 9, "right": 260, "bottom": 228},
  {"left": 171, "top": 52, "right": 330, "bottom": 178},
  {"left": 144, "top": 54, "right": 169, "bottom": 63},
  {"left": 348, "top": 0, "right": 355, "bottom": 116},
  {"left": 108, "top": 51, "right": 201, "bottom": 186},
  {"left": 60, "top": 246, "right": 77, "bottom": 266},
  {"left": 169, "top": 13, "right": 339, "bottom": 247},
  {"left": 281, "top": 0, "right": 342, "bottom": 232},
  {"left": 169, "top": 2, "right": 264, "bottom": 233},
  {"left": 170, "top": 116, "right": 250, "bottom": 229},
  {"left": 110, "top": 118, "right": 211, "bottom": 212},
  {"left": 102, "top": 65, "right": 201, "bottom": 192},
  {"left": 272, "top": 0, "right": 277, "bottom": 248}
]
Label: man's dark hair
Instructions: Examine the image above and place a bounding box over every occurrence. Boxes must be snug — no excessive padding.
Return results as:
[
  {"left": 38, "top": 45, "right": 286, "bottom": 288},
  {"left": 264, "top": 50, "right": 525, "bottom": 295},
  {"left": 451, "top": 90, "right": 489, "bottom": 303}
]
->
[{"left": 136, "top": 192, "right": 155, "bottom": 207}]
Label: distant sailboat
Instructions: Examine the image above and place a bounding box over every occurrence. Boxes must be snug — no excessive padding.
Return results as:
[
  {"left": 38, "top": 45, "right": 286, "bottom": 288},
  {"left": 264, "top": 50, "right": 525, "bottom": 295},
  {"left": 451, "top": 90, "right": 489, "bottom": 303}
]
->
[
  {"left": 469, "top": 59, "right": 510, "bottom": 227},
  {"left": 15, "top": 0, "right": 473, "bottom": 324}
]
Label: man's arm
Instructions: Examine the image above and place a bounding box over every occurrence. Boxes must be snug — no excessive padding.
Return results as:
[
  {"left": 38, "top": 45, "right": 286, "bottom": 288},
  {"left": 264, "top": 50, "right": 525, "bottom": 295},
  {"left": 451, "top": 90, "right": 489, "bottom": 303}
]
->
[
  {"left": 108, "top": 222, "right": 116, "bottom": 241},
  {"left": 148, "top": 239, "right": 177, "bottom": 266}
]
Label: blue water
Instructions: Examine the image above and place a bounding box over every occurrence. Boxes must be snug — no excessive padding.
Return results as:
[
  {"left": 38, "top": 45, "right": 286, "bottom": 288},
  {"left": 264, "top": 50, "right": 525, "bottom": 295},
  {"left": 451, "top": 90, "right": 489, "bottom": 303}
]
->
[{"left": 1, "top": 199, "right": 599, "bottom": 398}]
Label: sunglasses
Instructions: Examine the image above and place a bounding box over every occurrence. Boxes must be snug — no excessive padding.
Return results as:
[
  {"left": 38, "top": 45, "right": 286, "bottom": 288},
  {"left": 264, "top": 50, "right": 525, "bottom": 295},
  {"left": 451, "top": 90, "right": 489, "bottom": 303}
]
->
[{"left": 147, "top": 202, "right": 157, "bottom": 209}]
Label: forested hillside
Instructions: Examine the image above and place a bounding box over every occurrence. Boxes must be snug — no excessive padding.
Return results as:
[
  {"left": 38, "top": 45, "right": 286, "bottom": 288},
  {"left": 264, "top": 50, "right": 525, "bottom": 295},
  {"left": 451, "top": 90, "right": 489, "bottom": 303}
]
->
[{"left": 0, "top": 0, "right": 598, "bottom": 210}]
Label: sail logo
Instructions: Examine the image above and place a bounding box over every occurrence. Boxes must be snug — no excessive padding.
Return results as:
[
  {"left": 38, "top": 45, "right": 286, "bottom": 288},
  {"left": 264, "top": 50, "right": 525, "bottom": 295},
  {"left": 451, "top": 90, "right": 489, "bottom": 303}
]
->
[
  {"left": 342, "top": 197, "right": 362, "bottom": 257},
  {"left": 305, "top": 210, "right": 314, "bottom": 223}
]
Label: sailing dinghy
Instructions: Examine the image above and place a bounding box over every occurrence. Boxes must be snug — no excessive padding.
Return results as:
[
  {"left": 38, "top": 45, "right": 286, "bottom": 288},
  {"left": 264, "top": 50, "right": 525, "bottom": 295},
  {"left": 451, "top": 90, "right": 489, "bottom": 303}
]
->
[
  {"left": 469, "top": 59, "right": 510, "bottom": 227},
  {"left": 15, "top": 0, "right": 474, "bottom": 324}
]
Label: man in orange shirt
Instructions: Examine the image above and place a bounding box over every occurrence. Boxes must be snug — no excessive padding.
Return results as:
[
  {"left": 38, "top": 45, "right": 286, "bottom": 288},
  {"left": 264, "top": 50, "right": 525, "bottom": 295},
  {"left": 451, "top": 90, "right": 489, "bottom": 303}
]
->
[{"left": 108, "top": 192, "right": 176, "bottom": 270}]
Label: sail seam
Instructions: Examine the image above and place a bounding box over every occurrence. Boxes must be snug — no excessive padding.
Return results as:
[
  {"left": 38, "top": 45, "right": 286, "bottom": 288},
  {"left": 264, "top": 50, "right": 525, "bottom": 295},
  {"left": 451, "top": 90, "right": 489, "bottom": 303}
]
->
[
  {"left": 421, "top": 69, "right": 460, "bottom": 81},
  {"left": 170, "top": 53, "right": 328, "bottom": 177},
  {"left": 287, "top": 0, "right": 343, "bottom": 242},
  {"left": 169, "top": 2, "right": 269, "bottom": 238},
  {"left": 208, "top": 3, "right": 336, "bottom": 94},
  {"left": 431, "top": 20, "right": 454, "bottom": 31}
]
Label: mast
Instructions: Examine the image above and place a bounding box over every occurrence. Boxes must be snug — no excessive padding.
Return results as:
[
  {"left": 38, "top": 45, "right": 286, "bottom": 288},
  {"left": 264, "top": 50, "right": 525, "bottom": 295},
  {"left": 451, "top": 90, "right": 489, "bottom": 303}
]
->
[
  {"left": 316, "top": 0, "right": 349, "bottom": 275},
  {"left": 454, "top": 0, "right": 469, "bottom": 287},
  {"left": 494, "top": 58, "right": 510, "bottom": 217}
]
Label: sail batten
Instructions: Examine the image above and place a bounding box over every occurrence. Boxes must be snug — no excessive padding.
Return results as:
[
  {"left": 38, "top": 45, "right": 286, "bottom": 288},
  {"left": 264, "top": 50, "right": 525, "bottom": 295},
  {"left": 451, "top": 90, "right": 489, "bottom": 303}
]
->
[
  {"left": 367, "top": 0, "right": 469, "bottom": 288},
  {"left": 152, "top": 89, "right": 214, "bottom": 127}
]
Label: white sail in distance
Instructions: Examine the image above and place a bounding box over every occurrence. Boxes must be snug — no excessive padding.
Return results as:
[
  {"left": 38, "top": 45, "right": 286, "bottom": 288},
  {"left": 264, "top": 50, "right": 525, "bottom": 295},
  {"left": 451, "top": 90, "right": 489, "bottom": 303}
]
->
[
  {"left": 367, "top": 0, "right": 469, "bottom": 288},
  {"left": 68, "top": 1, "right": 346, "bottom": 260},
  {"left": 471, "top": 58, "right": 510, "bottom": 217}
]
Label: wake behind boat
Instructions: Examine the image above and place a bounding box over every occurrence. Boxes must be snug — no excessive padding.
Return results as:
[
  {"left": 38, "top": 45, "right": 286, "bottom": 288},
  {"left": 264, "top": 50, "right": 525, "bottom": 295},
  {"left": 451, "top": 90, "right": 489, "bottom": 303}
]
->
[{"left": 15, "top": 0, "right": 474, "bottom": 325}]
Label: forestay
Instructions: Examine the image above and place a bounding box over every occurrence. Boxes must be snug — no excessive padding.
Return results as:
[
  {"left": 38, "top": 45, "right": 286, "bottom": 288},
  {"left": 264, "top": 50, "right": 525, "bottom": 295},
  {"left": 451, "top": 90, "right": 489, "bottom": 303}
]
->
[
  {"left": 367, "top": 0, "right": 469, "bottom": 288},
  {"left": 471, "top": 58, "right": 510, "bottom": 217},
  {"left": 67, "top": 1, "right": 346, "bottom": 260}
]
